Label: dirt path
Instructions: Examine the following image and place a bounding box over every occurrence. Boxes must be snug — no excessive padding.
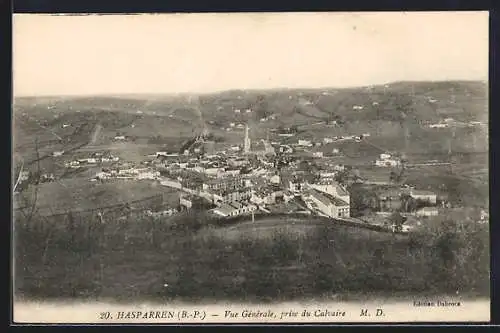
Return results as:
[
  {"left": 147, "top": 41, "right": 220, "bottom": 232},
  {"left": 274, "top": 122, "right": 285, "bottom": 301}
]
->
[{"left": 90, "top": 123, "right": 102, "bottom": 145}]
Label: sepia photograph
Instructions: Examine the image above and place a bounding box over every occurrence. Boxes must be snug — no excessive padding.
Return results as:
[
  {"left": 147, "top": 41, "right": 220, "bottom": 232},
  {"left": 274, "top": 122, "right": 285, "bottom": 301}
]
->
[{"left": 12, "top": 12, "right": 490, "bottom": 323}]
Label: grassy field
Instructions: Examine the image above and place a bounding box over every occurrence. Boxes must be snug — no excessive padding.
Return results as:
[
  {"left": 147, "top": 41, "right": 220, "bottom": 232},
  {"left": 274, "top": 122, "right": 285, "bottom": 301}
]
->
[
  {"left": 14, "top": 179, "right": 180, "bottom": 216},
  {"left": 14, "top": 211, "right": 489, "bottom": 303}
]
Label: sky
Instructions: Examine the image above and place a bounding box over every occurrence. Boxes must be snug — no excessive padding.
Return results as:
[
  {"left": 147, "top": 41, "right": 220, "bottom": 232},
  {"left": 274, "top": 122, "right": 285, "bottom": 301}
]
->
[{"left": 13, "top": 12, "right": 489, "bottom": 97}]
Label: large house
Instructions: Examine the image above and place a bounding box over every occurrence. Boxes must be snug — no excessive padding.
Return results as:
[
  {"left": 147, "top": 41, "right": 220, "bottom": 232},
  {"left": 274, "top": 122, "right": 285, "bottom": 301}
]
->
[
  {"left": 211, "top": 187, "right": 253, "bottom": 205},
  {"left": 251, "top": 185, "right": 283, "bottom": 206},
  {"left": 408, "top": 189, "right": 437, "bottom": 205},
  {"left": 414, "top": 206, "right": 439, "bottom": 217},
  {"left": 211, "top": 202, "right": 257, "bottom": 217},
  {"left": 202, "top": 176, "right": 246, "bottom": 192},
  {"left": 375, "top": 153, "right": 402, "bottom": 167},
  {"left": 302, "top": 189, "right": 350, "bottom": 218},
  {"left": 306, "top": 180, "right": 350, "bottom": 206}
]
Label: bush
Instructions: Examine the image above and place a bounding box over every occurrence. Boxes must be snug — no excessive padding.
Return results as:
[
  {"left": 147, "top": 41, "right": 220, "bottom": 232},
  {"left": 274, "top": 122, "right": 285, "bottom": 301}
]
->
[{"left": 14, "top": 211, "right": 490, "bottom": 302}]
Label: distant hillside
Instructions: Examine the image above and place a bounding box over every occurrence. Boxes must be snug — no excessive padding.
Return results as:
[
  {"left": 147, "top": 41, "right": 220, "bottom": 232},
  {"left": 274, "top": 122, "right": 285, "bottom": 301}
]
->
[{"left": 13, "top": 80, "right": 488, "bottom": 159}]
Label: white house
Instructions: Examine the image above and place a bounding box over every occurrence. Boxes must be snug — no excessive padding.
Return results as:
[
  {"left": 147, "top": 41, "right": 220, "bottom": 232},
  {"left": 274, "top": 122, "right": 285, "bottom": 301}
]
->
[
  {"left": 319, "top": 171, "right": 337, "bottom": 178},
  {"left": 380, "top": 153, "right": 392, "bottom": 160},
  {"left": 409, "top": 190, "right": 437, "bottom": 204},
  {"left": 306, "top": 181, "right": 350, "bottom": 205},
  {"left": 429, "top": 123, "right": 449, "bottom": 129},
  {"left": 218, "top": 169, "right": 240, "bottom": 178},
  {"left": 302, "top": 189, "right": 350, "bottom": 218},
  {"left": 414, "top": 206, "right": 439, "bottom": 217},
  {"left": 375, "top": 159, "right": 402, "bottom": 167},
  {"left": 102, "top": 156, "right": 120, "bottom": 163},
  {"left": 333, "top": 164, "right": 345, "bottom": 172},
  {"left": 211, "top": 187, "right": 253, "bottom": 205},
  {"left": 19, "top": 171, "right": 30, "bottom": 182},
  {"left": 205, "top": 167, "right": 224, "bottom": 176},
  {"left": 180, "top": 196, "right": 193, "bottom": 210},
  {"left": 287, "top": 178, "right": 306, "bottom": 193},
  {"left": 313, "top": 151, "right": 324, "bottom": 158},
  {"left": 137, "top": 170, "right": 160, "bottom": 180},
  {"left": 95, "top": 171, "right": 112, "bottom": 180},
  {"left": 52, "top": 151, "right": 64, "bottom": 157},
  {"left": 211, "top": 202, "right": 257, "bottom": 217},
  {"left": 298, "top": 139, "right": 313, "bottom": 147},
  {"left": 146, "top": 208, "right": 178, "bottom": 218},
  {"left": 270, "top": 174, "right": 281, "bottom": 184},
  {"left": 375, "top": 153, "right": 401, "bottom": 167}
]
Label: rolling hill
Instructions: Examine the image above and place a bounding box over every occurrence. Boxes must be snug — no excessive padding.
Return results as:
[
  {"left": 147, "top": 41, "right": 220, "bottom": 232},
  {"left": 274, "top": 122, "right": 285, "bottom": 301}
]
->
[{"left": 13, "top": 80, "right": 488, "bottom": 164}]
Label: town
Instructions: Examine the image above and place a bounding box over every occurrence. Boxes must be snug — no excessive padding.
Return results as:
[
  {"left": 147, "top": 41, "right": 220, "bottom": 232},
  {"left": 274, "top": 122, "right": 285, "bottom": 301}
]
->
[{"left": 15, "top": 112, "right": 486, "bottom": 234}]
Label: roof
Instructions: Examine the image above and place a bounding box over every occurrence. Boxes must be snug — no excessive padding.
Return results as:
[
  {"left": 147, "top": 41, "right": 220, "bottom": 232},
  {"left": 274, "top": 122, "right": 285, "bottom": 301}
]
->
[
  {"left": 321, "top": 191, "right": 349, "bottom": 207},
  {"left": 214, "top": 203, "right": 236, "bottom": 215},
  {"left": 411, "top": 190, "right": 436, "bottom": 196},
  {"left": 403, "top": 216, "right": 421, "bottom": 226},
  {"left": 417, "top": 206, "right": 438, "bottom": 212},
  {"left": 205, "top": 175, "right": 244, "bottom": 185},
  {"left": 308, "top": 189, "right": 349, "bottom": 207},
  {"left": 212, "top": 187, "right": 252, "bottom": 196},
  {"left": 330, "top": 197, "right": 349, "bottom": 207},
  {"left": 312, "top": 180, "right": 349, "bottom": 196},
  {"left": 229, "top": 202, "right": 244, "bottom": 209}
]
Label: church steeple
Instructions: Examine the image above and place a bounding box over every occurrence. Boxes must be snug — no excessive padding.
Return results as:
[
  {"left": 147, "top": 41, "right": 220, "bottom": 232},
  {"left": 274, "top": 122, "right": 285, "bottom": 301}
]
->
[{"left": 244, "top": 124, "right": 251, "bottom": 154}]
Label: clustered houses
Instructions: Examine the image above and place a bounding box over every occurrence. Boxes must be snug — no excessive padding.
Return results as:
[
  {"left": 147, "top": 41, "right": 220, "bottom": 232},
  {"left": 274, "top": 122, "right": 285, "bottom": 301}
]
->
[
  {"left": 78, "top": 121, "right": 356, "bottom": 221},
  {"left": 211, "top": 187, "right": 253, "bottom": 205},
  {"left": 375, "top": 153, "right": 402, "bottom": 167},
  {"left": 145, "top": 207, "right": 178, "bottom": 218},
  {"left": 154, "top": 144, "right": 352, "bottom": 219},
  {"left": 93, "top": 165, "right": 160, "bottom": 181},
  {"left": 65, "top": 152, "right": 120, "bottom": 169}
]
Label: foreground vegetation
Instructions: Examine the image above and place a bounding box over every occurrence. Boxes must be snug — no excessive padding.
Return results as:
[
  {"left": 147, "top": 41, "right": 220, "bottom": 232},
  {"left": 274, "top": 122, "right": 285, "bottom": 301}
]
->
[{"left": 14, "top": 209, "right": 489, "bottom": 303}]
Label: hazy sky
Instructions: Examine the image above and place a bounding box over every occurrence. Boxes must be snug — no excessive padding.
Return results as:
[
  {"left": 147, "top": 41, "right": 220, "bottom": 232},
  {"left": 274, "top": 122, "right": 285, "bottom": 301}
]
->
[{"left": 13, "top": 12, "right": 488, "bottom": 96}]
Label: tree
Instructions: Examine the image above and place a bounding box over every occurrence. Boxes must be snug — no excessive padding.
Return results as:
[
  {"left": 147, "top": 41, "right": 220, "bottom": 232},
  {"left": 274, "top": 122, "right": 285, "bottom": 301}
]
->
[
  {"left": 334, "top": 170, "right": 350, "bottom": 186},
  {"left": 255, "top": 95, "right": 270, "bottom": 120},
  {"left": 389, "top": 171, "right": 398, "bottom": 183},
  {"left": 401, "top": 194, "right": 417, "bottom": 213},
  {"left": 349, "top": 185, "right": 379, "bottom": 216},
  {"left": 388, "top": 212, "right": 406, "bottom": 232}
]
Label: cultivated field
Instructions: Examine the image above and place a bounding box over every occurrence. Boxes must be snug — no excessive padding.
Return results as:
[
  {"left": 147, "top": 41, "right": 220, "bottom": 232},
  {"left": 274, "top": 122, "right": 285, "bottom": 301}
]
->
[{"left": 14, "top": 179, "right": 180, "bottom": 216}]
